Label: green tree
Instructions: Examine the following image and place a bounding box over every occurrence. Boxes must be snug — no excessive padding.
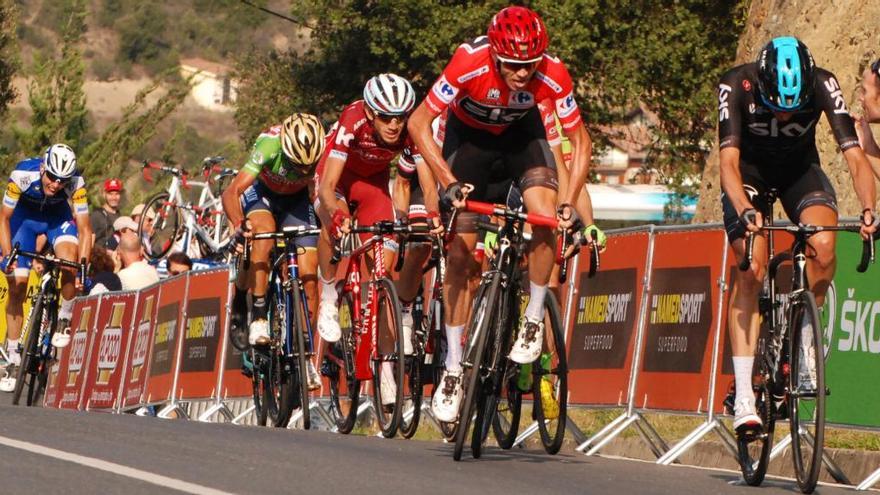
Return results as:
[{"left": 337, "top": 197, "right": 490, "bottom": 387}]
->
[
  {"left": 16, "top": 0, "right": 89, "bottom": 155},
  {"left": 0, "top": 0, "right": 18, "bottom": 120}
]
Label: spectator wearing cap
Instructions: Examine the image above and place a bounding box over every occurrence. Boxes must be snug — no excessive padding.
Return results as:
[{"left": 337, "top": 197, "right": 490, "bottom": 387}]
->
[
  {"left": 90, "top": 178, "right": 124, "bottom": 249},
  {"left": 167, "top": 251, "right": 193, "bottom": 276},
  {"left": 117, "top": 235, "right": 159, "bottom": 290},
  {"left": 106, "top": 216, "right": 139, "bottom": 251}
]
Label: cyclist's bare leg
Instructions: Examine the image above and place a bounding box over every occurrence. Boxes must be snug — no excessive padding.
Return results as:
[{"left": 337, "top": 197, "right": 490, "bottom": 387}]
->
[
  {"left": 299, "top": 248, "right": 319, "bottom": 325},
  {"left": 246, "top": 211, "right": 276, "bottom": 300},
  {"left": 444, "top": 230, "right": 480, "bottom": 370},
  {"left": 521, "top": 186, "right": 556, "bottom": 321},
  {"left": 54, "top": 241, "right": 79, "bottom": 326},
  {"left": 5, "top": 275, "right": 27, "bottom": 341},
  {"left": 799, "top": 205, "right": 837, "bottom": 306},
  {"left": 728, "top": 232, "right": 768, "bottom": 425},
  {"left": 396, "top": 242, "right": 430, "bottom": 302}
]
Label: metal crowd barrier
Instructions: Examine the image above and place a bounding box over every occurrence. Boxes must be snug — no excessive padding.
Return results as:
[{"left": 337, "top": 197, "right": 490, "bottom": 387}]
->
[{"left": 39, "top": 223, "right": 880, "bottom": 490}]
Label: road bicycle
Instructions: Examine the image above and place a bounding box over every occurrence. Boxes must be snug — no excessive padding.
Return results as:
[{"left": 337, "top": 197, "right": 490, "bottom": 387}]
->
[
  {"left": 240, "top": 225, "right": 320, "bottom": 429},
  {"left": 324, "top": 219, "right": 428, "bottom": 438},
  {"left": 5, "top": 244, "right": 86, "bottom": 407},
  {"left": 452, "top": 200, "right": 597, "bottom": 461},
  {"left": 735, "top": 192, "right": 874, "bottom": 493},
  {"left": 139, "top": 156, "right": 236, "bottom": 261}
]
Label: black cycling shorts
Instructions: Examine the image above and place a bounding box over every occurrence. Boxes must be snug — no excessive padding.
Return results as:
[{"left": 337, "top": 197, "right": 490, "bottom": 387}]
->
[
  {"left": 721, "top": 152, "right": 837, "bottom": 241},
  {"left": 444, "top": 107, "right": 558, "bottom": 201}
]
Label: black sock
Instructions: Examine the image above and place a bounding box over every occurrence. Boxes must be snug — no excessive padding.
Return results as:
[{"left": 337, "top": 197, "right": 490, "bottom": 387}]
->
[
  {"left": 233, "top": 288, "right": 247, "bottom": 315},
  {"left": 252, "top": 296, "right": 267, "bottom": 320}
]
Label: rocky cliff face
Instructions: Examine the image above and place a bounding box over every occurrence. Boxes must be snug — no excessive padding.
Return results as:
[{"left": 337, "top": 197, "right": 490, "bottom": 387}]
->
[{"left": 693, "top": 0, "right": 880, "bottom": 222}]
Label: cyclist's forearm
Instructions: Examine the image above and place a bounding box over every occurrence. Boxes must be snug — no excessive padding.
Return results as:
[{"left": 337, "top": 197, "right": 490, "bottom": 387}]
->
[
  {"left": 719, "top": 147, "right": 752, "bottom": 213},
  {"left": 392, "top": 176, "right": 410, "bottom": 218},
  {"left": 844, "top": 147, "right": 878, "bottom": 210},
  {"left": 0, "top": 211, "right": 12, "bottom": 257},
  {"left": 77, "top": 217, "right": 92, "bottom": 262},
  {"left": 563, "top": 126, "right": 592, "bottom": 216},
  {"left": 407, "top": 105, "right": 455, "bottom": 188}
]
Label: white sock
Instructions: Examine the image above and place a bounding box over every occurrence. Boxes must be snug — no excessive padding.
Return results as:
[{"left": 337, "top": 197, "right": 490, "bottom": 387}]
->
[
  {"left": 445, "top": 324, "right": 463, "bottom": 372},
  {"left": 59, "top": 297, "right": 74, "bottom": 321},
  {"left": 524, "top": 284, "right": 548, "bottom": 321},
  {"left": 320, "top": 276, "right": 337, "bottom": 305},
  {"left": 6, "top": 338, "right": 19, "bottom": 354},
  {"left": 733, "top": 356, "right": 755, "bottom": 404}
]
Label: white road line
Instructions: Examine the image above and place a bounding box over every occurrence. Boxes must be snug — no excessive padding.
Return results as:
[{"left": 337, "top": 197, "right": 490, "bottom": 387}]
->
[{"left": 0, "top": 434, "right": 237, "bottom": 495}]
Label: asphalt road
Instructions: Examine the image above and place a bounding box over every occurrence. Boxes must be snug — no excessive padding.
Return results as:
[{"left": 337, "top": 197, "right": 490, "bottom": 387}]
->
[{"left": 0, "top": 399, "right": 855, "bottom": 495}]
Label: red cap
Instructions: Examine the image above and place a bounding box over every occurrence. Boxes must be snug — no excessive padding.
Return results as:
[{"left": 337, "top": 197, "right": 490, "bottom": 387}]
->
[{"left": 104, "top": 178, "right": 123, "bottom": 192}]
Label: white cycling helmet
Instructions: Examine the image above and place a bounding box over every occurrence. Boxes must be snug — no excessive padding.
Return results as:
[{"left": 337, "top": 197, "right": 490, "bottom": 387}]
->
[
  {"left": 43, "top": 143, "right": 77, "bottom": 179},
  {"left": 363, "top": 73, "right": 416, "bottom": 116}
]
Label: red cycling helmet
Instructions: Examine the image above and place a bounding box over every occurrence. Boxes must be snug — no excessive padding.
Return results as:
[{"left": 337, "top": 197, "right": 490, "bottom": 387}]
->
[{"left": 487, "top": 6, "right": 548, "bottom": 64}]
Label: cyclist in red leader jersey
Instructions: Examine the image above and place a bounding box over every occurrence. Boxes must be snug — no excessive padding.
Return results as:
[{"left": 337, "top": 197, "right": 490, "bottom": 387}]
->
[
  {"left": 408, "top": 6, "right": 602, "bottom": 422},
  {"left": 314, "top": 74, "right": 441, "bottom": 376}
]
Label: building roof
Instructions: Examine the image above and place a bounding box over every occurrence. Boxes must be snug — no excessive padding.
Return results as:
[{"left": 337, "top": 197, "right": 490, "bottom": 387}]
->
[{"left": 180, "top": 58, "right": 232, "bottom": 77}]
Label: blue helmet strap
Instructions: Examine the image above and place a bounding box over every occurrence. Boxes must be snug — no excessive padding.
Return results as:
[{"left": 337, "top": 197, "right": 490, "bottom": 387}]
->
[{"left": 772, "top": 36, "right": 803, "bottom": 110}]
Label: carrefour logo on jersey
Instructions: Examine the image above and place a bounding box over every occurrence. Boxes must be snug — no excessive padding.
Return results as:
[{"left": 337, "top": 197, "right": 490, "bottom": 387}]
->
[
  {"left": 558, "top": 92, "right": 577, "bottom": 118},
  {"left": 509, "top": 91, "right": 534, "bottom": 107},
  {"left": 432, "top": 76, "right": 458, "bottom": 104}
]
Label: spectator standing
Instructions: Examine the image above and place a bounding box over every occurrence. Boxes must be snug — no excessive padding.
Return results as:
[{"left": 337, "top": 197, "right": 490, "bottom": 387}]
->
[
  {"left": 117, "top": 236, "right": 159, "bottom": 290},
  {"left": 90, "top": 178, "right": 123, "bottom": 249}
]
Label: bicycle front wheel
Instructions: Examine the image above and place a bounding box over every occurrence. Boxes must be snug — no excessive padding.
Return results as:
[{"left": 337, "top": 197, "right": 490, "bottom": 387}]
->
[
  {"left": 267, "top": 287, "right": 296, "bottom": 428},
  {"left": 291, "top": 282, "right": 311, "bottom": 430},
  {"left": 533, "top": 290, "right": 568, "bottom": 454},
  {"left": 371, "top": 278, "right": 405, "bottom": 438},
  {"left": 490, "top": 286, "right": 521, "bottom": 450},
  {"left": 789, "top": 291, "right": 825, "bottom": 494},
  {"left": 326, "top": 290, "right": 360, "bottom": 434},
  {"left": 141, "top": 193, "right": 181, "bottom": 261},
  {"left": 13, "top": 295, "right": 46, "bottom": 406}
]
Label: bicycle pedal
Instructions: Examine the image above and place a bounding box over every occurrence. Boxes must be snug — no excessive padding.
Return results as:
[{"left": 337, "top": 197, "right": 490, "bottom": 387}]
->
[{"left": 735, "top": 423, "right": 764, "bottom": 442}]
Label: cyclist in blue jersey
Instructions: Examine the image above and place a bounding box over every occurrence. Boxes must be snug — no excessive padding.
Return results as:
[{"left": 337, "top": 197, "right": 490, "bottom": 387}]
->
[{"left": 0, "top": 144, "right": 92, "bottom": 391}]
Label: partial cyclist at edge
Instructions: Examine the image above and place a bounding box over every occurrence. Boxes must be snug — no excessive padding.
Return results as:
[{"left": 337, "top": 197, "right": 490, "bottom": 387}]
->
[
  {"left": 407, "top": 6, "right": 605, "bottom": 423},
  {"left": 718, "top": 36, "right": 878, "bottom": 435},
  {"left": 221, "top": 113, "right": 326, "bottom": 390},
  {"left": 0, "top": 144, "right": 93, "bottom": 392}
]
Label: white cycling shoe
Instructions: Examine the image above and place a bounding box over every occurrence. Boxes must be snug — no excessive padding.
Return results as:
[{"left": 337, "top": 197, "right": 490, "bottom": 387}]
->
[
  {"left": 317, "top": 301, "right": 341, "bottom": 343},
  {"left": 432, "top": 369, "right": 463, "bottom": 423},
  {"left": 248, "top": 319, "right": 270, "bottom": 346},
  {"left": 733, "top": 397, "right": 762, "bottom": 433},
  {"left": 509, "top": 317, "right": 543, "bottom": 364},
  {"left": 379, "top": 362, "right": 397, "bottom": 406},
  {"left": 51, "top": 319, "right": 72, "bottom": 349},
  {"left": 0, "top": 355, "right": 18, "bottom": 393}
]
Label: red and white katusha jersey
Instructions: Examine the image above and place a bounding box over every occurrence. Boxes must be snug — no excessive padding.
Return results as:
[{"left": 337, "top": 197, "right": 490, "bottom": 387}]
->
[
  {"left": 425, "top": 36, "right": 582, "bottom": 136},
  {"left": 319, "top": 100, "right": 421, "bottom": 178}
]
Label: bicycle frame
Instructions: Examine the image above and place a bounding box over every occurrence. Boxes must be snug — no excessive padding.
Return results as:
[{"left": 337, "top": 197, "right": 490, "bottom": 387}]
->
[
  {"left": 274, "top": 241, "right": 315, "bottom": 357},
  {"left": 344, "top": 234, "right": 389, "bottom": 381}
]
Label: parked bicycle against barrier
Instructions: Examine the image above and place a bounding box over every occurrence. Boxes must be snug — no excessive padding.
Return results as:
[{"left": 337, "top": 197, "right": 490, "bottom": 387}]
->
[
  {"left": 736, "top": 193, "right": 874, "bottom": 493},
  {"left": 139, "top": 157, "right": 236, "bottom": 261},
  {"left": 239, "top": 225, "right": 320, "bottom": 429},
  {"left": 5, "top": 243, "right": 86, "bottom": 407},
  {"left": 451, "top": 200, "right": 598, "bottom": 461},
  {"left": 324, "top": 219, "right": 428, "bottom": 438}
]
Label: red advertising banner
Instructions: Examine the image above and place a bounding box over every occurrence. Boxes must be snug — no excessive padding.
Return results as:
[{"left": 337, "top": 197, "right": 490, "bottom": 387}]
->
[
  {"left": 175, "top": 268, "right": 229, "bottom": 400},
  {"left": 714, "top": 230, "right": 794, "bottom": 411},
  {"left": 566, "top": 229, "right": 649, "bottom": 405},
  {"left": 118, "top": 285, "right": 160, "bottom": 410},
  {"left": 81, "top": 292, "right": 136, "bottom": 410},
  {"left": 143, "top": 275, "right": 187, "bottom": 405},
  {"left": 58, "top": 295, "right": 102, "bottom": 409},
  {"left": 634, "top": 228, "right": 726, "bottom": 412}
]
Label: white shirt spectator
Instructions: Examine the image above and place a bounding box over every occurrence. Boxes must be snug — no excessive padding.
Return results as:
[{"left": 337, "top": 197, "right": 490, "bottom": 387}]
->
[{"left": 118, "top": 260, "right": 160, "bottom": 291}]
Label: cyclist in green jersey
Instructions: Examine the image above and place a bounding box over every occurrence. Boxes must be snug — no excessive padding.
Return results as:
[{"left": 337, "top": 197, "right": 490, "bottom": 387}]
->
[{"left": 221, "top": 114, "right": 325, "bottom": 390}]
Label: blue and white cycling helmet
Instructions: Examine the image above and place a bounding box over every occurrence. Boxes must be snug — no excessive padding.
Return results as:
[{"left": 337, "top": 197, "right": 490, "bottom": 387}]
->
[
  {"left": 756, "top": 36, "right": 815, "bottom": 112},
  {"left": 43, "top": 143, "right": 77, "bottom": 179}
]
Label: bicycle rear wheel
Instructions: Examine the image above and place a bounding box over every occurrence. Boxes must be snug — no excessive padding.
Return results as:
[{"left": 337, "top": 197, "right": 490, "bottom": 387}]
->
[
  {"left": 491, "top": 287, "right": 522, "bottom": 450},
  {"left": 291, "top": 282, "right": 311, "bottom": 430},
  {"left": 398, "top": 352, "right": 422, "bottom": 439},
  {"left": 453, "top": 274, "right": 501, "bottom": 461},
  {"left": 326, "top": 291, "right": 360, "bottom": 434},
  {"left": 789, "top": 291, "right": 825, "bottom": 494},
  {"left": 13, "top": 295, "right": 46, "bottom": 406},
  {"left": 533, "top": 290, "right": 568, "bottom": 454},
  {"left": 371, "top": 278, "right": 405, "bottom": 438},
  {"left": 141, "top": 193, "right": 180, "bottom": 261}
]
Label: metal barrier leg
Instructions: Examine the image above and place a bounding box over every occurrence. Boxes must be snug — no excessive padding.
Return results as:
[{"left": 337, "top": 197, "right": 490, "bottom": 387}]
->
[
  {"left": 157, "top": 402, "right": 189, "bottom": 420},
  {"left": 231, "top": 404, "right": 256, "bottom": 424},
  {"left": 715, "top": 422, "right": 739, "bottom": 458},
  {"left": 566, "top": 416, "right": 588, "bottom": 446},
  {"left": 584, "top": 414, "right": 638, "bottom": 456},
  {"left": 857, "top": 466, "right": 880, "bottom": 490},
  {"left": 800, "top": 429, "right": 851, "bottom": 485},
  {"left": 513, "top": 421, "right": 541, "bottom": 448},
  {"left": 769, "top": 432, "right": 791, "bottom": 461},
  {"left": 312, "top": 400, "right": 336, "bottom": 431},
  {"left": 576, "top": 412, "right": 628, "bottom": 453},
  {"left": 197, "top": 402, "right": 234, "bottom": 423},
  {"left": 632, "top": 413, "right": 668, "bottom": 459}
]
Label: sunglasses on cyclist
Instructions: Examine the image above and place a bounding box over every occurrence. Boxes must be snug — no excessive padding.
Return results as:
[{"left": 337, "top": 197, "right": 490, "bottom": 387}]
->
[
  {"left": 499, "top": 59, "right": 539, "bottom": 72},
  {"left": 374, "top": 112, "right": 408, "bottom": 123},
  {"left": 44, "top": 171, "right": 70, "bottom": 185},
  {"left": 872, "top": 59, "right": 880, "bottom": 78}
]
